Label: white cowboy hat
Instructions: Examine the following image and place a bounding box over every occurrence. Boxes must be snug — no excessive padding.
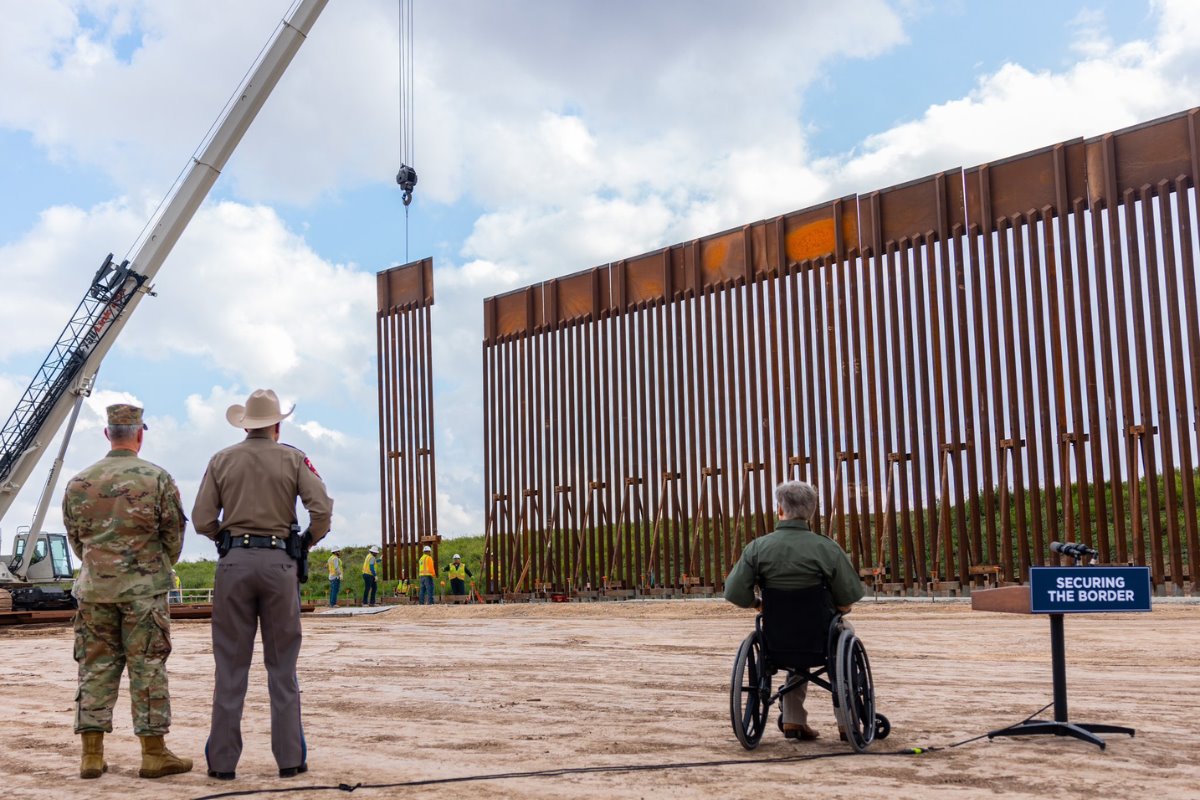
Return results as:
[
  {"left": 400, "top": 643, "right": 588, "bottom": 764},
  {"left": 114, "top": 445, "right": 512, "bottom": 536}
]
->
[{"left": 226, "top": 388, "right": 294, "bottom": 429}]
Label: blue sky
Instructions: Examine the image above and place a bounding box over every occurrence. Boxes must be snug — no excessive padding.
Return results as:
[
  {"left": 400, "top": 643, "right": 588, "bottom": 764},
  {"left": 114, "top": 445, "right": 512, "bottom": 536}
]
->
[{"left": 1, "top": 0, "right": 1196, "bottom": 559}]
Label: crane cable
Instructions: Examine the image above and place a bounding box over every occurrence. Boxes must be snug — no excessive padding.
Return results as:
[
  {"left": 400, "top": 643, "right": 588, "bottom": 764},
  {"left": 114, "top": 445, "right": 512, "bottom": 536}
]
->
[{"left": 395, "top": 0, "right": 418, "bottom": 262}]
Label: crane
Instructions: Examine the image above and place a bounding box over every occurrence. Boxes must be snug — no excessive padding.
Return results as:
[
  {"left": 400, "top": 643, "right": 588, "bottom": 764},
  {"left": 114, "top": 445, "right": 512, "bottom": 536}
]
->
[{"left": 0, "top": 0, "right": 330, "bottom": 610}]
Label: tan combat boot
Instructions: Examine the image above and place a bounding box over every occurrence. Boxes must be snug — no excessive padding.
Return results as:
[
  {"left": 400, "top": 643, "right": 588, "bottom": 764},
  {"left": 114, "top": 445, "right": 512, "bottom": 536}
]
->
[
  {"left": 80, "top": 731, "right": 107, "bottom": 779},
  {"left": 137, "top": 735, "right": 193, "bottom": 779}
]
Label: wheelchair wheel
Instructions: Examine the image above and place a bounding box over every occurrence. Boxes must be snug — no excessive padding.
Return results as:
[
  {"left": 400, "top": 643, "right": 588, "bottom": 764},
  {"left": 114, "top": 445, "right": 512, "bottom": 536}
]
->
[
  {"left": 875, "top": 713, "right": 891, "bottom": 740},
  {"left": 730, "top": 630, "right": 771, "bottom": 750},
  {"left": 833, "top": 627, "right": 877, "bottom": 753}
]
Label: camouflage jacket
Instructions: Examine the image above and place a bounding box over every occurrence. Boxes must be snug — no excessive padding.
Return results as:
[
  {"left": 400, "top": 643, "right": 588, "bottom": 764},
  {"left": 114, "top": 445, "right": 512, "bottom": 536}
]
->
[{"left": 62, "top": 449, "right": 187, "bottom": 603}]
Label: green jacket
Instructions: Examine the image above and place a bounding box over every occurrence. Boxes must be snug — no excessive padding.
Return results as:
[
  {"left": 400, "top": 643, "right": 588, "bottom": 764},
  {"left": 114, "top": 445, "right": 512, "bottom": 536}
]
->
[
  {"left": 63, "top": 449, "right": 186, "bottom": 603},
  {"left": 724, "top": 519, "right": 864, "bottom": 609}
]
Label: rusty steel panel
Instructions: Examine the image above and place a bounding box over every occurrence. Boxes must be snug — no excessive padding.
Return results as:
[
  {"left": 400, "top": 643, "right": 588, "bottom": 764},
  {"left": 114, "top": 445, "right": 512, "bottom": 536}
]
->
[
  {"left": 487, "top": 285, "right": 542, "bottom": 341},
  {"left": 376, "top": 259, "right": 438, "bottom": 584},
  {"left": 377, "top": 257, "right": 433, "bottom": 312},
  {"left": 877, "top": 176, "right": 941, "bottom": 243},
  {"left": 697, "top": 229, "right": 747, "bottom": 289},
  {"left": 478, "top": 106, "right": 1200, "bottom": 598},
  {"left": 1086, "top": 111, "right": 1196, "bottom": 207},
  {"left": 622, "top": 251, "right": 670, "bottom": 309},
  {"left": 964, "top": 141, "right": 1086, "bottom": 222},
  {"left": 781, "top": 200, "right": 858, "bottom": 265}
]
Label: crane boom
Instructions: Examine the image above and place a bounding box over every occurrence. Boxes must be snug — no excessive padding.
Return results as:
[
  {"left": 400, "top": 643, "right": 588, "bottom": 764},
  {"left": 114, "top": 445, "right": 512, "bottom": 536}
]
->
[{"left": 0, "top": 0, "right": 329, "bottom": 526}]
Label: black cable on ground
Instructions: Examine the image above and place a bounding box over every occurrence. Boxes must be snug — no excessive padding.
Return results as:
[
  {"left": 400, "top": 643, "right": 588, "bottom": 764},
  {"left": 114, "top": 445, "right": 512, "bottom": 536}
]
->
[
  {"left": 188, "top": 702, "right": 1060, "bottom": 800},
  {"left": 946, "top": 702, "right": 1054, "bottom": 749},
  {"left": 188, "top": 747, "right": 932, "bottom": 800}
]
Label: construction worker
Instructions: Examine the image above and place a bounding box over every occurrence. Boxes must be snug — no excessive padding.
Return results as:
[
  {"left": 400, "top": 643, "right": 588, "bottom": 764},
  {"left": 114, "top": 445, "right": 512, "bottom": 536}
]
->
[
  {"left": 362, "top": 545, "right": 380, "bottom": 607},
  {"left": 193, "top": 388, "right": 333, "bottom": 780},
  {"left": 62, "top": 402, "right": 191, "bottom": 780},
  {"left": 418, "top": 545, "right": 436, "bottom": 605},
  {"left": 327, "top": 547, "right": 343, "bottom": 607},
  {"left": 169, "top": 569, "right": 182, "bottom": 604},
  {"left": 444, "top": 554, "right": 473, "bottom": 596}
]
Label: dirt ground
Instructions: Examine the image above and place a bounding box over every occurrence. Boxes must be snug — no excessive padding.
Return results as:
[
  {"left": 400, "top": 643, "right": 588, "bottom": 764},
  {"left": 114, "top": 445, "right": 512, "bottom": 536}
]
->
[{"left": 1, "top": 598, "right": 1196, "bottom": 800}]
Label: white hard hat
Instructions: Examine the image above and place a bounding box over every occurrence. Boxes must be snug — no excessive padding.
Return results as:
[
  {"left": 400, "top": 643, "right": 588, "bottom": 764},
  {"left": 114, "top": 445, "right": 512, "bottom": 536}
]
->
[
  {"left": 423, "top": 545, "right": 432, "bottom": 552},
  {"left": 369, "top": 545, "right": 380, "bottom": 554},
  {"left": 452, "top": 553, "right": 461, "bottom": 560}
]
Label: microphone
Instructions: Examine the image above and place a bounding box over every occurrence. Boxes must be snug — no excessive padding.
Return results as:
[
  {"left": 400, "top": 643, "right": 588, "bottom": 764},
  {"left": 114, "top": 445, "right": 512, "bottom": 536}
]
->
[{"left": 1050, "top": 541, "right": 1098, "bottom": 559}]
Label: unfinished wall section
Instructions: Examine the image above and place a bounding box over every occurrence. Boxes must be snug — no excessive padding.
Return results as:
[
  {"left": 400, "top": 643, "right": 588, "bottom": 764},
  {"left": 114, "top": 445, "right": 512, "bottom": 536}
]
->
[{"left": 377, "top": 258, "right": 439, "bottom": 582}]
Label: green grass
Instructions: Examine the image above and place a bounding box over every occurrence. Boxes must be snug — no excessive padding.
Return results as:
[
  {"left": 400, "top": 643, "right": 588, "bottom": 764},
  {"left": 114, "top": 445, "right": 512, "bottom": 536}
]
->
[
  {"left": 174, "top": 542, "right": 490, "bottom": 605},
  {"left": 173, "top": 471, "right": 1198, "bottom": 595}
]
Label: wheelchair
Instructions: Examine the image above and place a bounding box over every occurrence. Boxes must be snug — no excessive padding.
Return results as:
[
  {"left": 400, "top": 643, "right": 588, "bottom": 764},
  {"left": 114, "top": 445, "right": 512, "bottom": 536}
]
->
[{"left": 729, "top": 585, "right": 889, "bottom": 752}]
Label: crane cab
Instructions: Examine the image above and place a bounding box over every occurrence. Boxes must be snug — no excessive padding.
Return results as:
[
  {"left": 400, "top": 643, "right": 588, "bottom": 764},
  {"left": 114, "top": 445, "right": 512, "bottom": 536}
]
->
[{"left": 0, "top": 528, "right": 76, "bottom": 611}]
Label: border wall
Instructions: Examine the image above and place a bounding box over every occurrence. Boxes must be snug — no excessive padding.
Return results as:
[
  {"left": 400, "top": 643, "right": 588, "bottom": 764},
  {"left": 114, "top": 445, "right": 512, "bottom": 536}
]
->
[{"left": 479, "top": 108, "right": 1200, "bottom": 597}]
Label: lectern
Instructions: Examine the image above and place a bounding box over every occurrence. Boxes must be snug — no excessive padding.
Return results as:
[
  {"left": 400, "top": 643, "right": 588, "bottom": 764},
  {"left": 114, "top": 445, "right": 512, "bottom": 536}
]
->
[{"left": 971, "top": 564, "right": 1150, "bottom": 749}]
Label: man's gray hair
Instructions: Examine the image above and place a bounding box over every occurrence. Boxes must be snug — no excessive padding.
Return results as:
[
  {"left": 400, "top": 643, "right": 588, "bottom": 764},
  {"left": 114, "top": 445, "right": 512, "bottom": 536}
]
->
[
  {"left": 774, "top": 480, "right": 818, "bottom": 521},
  {"left": 106, "top": 424, "right": 141, "bottom": 442}
]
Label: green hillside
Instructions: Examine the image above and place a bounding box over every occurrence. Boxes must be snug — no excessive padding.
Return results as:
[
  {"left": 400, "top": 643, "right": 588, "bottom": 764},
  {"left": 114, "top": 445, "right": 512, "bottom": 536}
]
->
[
  {"left": 174, "top": 471, "right": 1198, "bottom": 599},
  {"left": 175, "top": 540, "right": 488, "bottom": 605}
]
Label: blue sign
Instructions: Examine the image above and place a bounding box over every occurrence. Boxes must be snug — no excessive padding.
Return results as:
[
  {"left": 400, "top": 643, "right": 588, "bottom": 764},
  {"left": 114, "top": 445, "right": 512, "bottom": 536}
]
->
[{"left": 1029, "top": 566, "right": 1152, "bottom": 614}]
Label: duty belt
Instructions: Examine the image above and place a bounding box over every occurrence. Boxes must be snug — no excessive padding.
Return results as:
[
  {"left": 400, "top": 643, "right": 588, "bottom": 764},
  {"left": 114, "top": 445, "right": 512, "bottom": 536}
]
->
[{"left": 231, "top": 533, "right": 289, "bottom": 551}]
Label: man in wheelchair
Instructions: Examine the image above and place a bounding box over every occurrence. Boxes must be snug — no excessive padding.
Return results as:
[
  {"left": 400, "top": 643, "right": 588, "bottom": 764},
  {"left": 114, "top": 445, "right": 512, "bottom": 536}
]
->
[{"left": 724, "top": 480, "right": 868, "bottom": 746}]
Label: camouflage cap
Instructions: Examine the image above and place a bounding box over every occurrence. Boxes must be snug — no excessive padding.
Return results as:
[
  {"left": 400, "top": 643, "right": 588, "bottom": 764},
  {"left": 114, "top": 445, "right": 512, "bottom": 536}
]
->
[{"left": 106, "top": 403, "right": 148, "bottom": 430}]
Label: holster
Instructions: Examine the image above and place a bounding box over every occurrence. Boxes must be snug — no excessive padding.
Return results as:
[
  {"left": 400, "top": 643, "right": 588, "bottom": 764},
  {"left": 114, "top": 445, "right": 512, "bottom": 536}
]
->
[
  {"left": 285, "top": 524, "right": 313, "bottom": 583},
  {"left": 216, "top": 531, "right": 232, "bottom": 559}
]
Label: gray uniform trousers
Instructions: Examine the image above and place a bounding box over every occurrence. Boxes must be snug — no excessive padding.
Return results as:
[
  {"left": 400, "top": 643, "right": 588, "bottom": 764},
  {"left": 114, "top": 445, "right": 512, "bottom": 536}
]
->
[{"left": 206, "top": 547, "right": 305, "bottom": 772}]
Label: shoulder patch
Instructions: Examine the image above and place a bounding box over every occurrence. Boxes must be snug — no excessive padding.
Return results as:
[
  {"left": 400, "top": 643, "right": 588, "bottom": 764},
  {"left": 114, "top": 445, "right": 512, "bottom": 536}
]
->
[{"left": 280, "top": 442, "right": 320, "bottom": 477}]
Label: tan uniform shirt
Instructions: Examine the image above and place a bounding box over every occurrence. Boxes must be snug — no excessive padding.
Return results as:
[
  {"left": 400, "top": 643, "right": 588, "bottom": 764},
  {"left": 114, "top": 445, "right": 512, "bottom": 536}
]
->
[{"left": 192, "top": 429, "right": 333, "bottom": 544}]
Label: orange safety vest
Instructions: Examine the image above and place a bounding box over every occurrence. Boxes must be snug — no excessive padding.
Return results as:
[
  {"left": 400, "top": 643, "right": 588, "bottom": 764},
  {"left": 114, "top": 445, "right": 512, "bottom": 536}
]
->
[{"left": 418, "top": 553, "right": 435, "bottom": 577}]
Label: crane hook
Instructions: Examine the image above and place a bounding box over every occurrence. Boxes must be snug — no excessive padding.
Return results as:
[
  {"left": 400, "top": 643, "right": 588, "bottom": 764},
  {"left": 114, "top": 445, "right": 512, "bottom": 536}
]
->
[{"left": 396, "top": 164, "right": 418, "bottom": 207}]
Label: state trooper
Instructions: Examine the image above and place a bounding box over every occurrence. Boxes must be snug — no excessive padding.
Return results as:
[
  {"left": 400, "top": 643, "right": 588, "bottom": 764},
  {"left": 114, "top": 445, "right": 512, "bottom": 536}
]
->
[
  {"left": 192, "top": 389, "right": 333, "bottom": 780},
  {"left": 62, "top": 402, "right": 191, "bottom": 780}
]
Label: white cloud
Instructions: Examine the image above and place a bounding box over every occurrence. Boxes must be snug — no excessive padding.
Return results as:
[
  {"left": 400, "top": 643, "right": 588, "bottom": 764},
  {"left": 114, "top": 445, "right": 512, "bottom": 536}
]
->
[
  {"left": 818, "top": 0, "right": 1200, "bottom": 197},
  {"left": 0, "top": 0, "right": 907, "bottom": 207},
  {"left": 0, "top": 198, "right": 377, "bottom": 406}
]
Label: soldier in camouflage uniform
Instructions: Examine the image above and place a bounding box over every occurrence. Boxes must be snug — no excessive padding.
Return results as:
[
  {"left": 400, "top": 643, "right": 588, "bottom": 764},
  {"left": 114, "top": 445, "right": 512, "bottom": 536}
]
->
[{"left": 62, "top": 403, "right": 193, "bottom": 780}]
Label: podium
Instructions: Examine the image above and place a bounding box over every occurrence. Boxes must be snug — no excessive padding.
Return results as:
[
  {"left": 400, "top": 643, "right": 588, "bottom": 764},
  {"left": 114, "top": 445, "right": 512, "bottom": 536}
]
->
[{"left": 971, "top": 565, "right": 1150, "bottom": 750}]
